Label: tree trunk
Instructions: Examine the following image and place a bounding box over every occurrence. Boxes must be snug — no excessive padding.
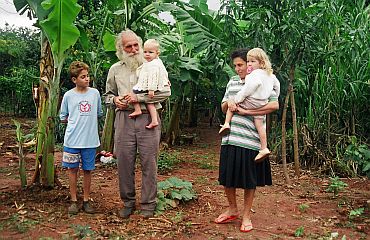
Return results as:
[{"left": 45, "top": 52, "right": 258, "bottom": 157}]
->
[
  {"left": 100, "top": 108, "right": 115, "bottom": 153},
  {"left": 40, "top": 65, "right": 62, "bottom": 187},
  {"left": 281, "top": 85, "right": 291, "bottom": 185},
  {"left": 165, "top": 98, "right": 182, "bottom": 146},
  {"left": 33, "top": 39, "right": 53, "bottom": 185},
  {"left": 289, "top": 65, "right": 300, "bottom": 177},
  {"left": 187, "top": 82, "right": 197, "bottom": 127}
]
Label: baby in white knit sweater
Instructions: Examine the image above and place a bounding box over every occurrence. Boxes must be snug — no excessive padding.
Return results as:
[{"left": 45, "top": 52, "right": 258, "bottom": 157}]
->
[
  {"left": 130, "top": 39, "right": 171, "bottom": 128},
  {"left": 219, "top": 48, "right": 280, "bottom": 162}
]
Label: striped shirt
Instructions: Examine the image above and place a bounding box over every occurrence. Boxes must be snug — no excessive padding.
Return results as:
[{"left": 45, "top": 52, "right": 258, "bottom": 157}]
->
[{"left": 221, "top": 76, "right": 279, "bottom": 151}]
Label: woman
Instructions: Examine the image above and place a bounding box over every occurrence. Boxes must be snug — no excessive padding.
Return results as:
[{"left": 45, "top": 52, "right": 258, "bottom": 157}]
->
[{"left": 214, "top": 48, "right": 279, "bottom": 232}]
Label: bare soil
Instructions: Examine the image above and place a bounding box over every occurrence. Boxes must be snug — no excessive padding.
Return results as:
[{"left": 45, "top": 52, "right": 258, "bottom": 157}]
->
[{"left": 0, "top": 116, "right": 369, "bottom": 239}]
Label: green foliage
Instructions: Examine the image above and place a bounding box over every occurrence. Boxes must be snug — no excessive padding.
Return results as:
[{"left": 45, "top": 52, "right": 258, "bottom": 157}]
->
[
  {"left": 71, "top": 224, "right": 95, "bottom": 239},
  {"left": 2, "top": 214, "right": 39, "bottom": 233},
  {"left": 349, "top": 207, "right": 364, "bottom": 219},
  {"left": 0, "top": 26, "right": 39, "bottom": 116},
  {"left": 13, "top": 119, "right": 33, "bottom": 188},
  {"left": 326, "top": 176, "right": 348, "bottom": 197},
  {"left": 156, "top": 177, "right": 197, "bottom": 215},
  {"left": 344, "top": 137, "right": 370, "bottom": 178},
  {"left": 295, "top": 226, "right": 304, "bottom": 237},
  {"left": 40, "top": 0, "right": 81, "bottom": 64},
  {"left": 298, "top": 203, "right": 310, "bottom": 213},
  {"left": 157, "top": 151, "right": 180, "bottom": 174}
]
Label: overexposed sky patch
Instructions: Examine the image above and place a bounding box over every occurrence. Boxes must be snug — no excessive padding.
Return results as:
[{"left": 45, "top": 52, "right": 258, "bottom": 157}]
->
[{"left": 0, "top": 0, "right": 221, "bottom": 29}]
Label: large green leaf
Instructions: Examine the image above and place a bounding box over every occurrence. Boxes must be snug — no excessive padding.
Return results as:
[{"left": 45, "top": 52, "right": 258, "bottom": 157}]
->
[
  {"left": 14, "top": 0, "right": 50, "bottom": 20},
  {"left": 103, "top": 32, "right": 116, "bottom": 52},
  {"left": 39, "top": 0, "right": 81, "bottom": 64}
]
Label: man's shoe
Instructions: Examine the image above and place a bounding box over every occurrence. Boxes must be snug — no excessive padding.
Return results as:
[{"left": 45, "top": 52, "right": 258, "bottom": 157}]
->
[
  {"left": 82, "top": 201, "right": 95, "bottom": 214},
  {"left": 141, "top": 210, "right": 154, "bottom": 219},
  {"left": 68, "top": 202, "right": 78, "bottom": 215},
  {"left": 119, "top": 207, "right": 135, "bottom": 219}
]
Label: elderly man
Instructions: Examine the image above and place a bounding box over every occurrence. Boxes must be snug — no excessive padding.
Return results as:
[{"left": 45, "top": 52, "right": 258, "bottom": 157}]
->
[{"left": 104, "top": 29, "right": 169, "bottom": 218}]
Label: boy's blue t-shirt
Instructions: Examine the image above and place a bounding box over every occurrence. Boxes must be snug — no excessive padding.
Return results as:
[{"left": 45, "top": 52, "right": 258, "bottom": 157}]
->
[{"left": 59, "top": 87, "right": 103, "bottom": 148}]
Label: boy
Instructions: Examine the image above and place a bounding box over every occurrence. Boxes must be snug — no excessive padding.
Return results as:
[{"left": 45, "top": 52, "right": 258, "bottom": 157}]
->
[{"left": 60, "top": 61, "right": 103, "bottom": 214}]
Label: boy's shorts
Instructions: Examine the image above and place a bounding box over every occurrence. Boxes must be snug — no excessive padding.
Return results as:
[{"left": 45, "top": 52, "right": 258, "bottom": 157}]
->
[{"left": 62, "top": 147, "right": 96, "bottom": 170}]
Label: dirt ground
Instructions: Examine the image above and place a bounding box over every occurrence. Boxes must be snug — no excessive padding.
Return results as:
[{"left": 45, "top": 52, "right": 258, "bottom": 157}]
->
[{"left": 0, "top": 116, "right": 369, "bottom": 240}]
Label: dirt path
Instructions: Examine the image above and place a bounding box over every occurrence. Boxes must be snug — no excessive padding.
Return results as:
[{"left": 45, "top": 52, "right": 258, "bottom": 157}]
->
[{"left": 0, "top": 117, "right": 369, "bottom": 239}]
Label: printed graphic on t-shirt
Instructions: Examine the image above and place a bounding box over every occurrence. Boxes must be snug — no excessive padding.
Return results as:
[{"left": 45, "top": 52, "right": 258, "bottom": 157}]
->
[{"left": 79, "top": 100, "right": 92, "bottom": 115}]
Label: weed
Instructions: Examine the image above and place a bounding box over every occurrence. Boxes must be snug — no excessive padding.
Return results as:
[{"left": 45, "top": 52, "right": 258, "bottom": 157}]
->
[
  {"left": 195, "top": 176, "right": 209, "bottom": 184},
  {"left": 349, "top": 207, "right": 364, "bottom": 219},
  {"left": 71, "top": 224, "right": 95, "bottom": 239},
  {"left": 7, "top": 214, "right": 39, "bottom": 233},
  {"left": 295, "top": 226, "right": 304, "bottom": 237},
  {"left": 157, "top": 151, "right": 180, "bottom": 174},
  {"left": 326, "top": 176, "right": 347, "bottom": 197},
  {"left": 298, "top": 203, "right": 310, "bottom": 213},
  {"left": 171, "top": 211, "right": 185, "bottom": 223},
  {"left": 194, "top": 154, "right": 217, "bottom": 170},
  {"left": 156, "top": 177, "right": 197, "bottom": 215}
]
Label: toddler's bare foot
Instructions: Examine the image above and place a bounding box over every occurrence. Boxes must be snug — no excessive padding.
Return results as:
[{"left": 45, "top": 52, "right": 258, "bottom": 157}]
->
[
  {"left": 219, "top": 123, "right": 230, "bottom": 136},
  {"left": 129, "top": 110, "right": 142, "bottom": 118},
  {"left": 255, "top": 148, "right": 271, "bottom": 162},
  {"left": 146, "top": 122, "right": 159, "bottom": 129}
]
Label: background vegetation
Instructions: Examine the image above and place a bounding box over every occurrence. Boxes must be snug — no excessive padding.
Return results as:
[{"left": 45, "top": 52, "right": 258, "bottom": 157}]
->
[{"left": 1, "top": 0, "right": 369, "bottom": 178}]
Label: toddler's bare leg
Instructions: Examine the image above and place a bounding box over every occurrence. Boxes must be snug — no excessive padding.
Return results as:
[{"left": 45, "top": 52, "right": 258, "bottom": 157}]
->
[
  {"left": 254, "top": 118, "right": 270, "bottom": 162},
  {"left": 145, "top": 103, "right": 159, "bottom": 129},
  {"left": 129, "top": 103, "right": 142, "bottom": 118},
  {"left": 219, "top": 109, "right": 233, "bottom": 136}
]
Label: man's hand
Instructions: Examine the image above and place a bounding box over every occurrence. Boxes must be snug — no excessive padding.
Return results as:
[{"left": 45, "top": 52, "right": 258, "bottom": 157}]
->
[
  {"left": 125, "top": 93, "right": 138, "bottom": 103},
  {"left": 114, "top": 96, "right": 129, "bottom": 110},
  {"left": 148, "top": 90, "right": 155, "bottom": 98}
]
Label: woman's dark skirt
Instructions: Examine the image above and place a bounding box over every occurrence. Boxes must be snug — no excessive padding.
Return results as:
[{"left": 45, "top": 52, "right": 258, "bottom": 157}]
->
[{"left": 219, "top": 145, "right": 272, "bottom": 189}]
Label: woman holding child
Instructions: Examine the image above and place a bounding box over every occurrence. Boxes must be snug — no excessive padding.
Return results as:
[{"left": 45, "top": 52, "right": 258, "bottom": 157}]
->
[{"left": 214, "top": 48, "right": 280, "bottom": 232}]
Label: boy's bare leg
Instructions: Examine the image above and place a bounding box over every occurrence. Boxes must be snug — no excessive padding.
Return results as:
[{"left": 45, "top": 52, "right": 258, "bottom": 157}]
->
[
  {"left": 219, "top": 109, "right": 233, "bottom": 136},
  {"left": 83, "top": 170, "right": 92, "bottom": 202},
  {"left": 68, "top": 168, "right": 78, "bottom": 201},
  {"left": 128, "top": 103, "right": 142, "bottom": 118},
  {"left": 254, "top": 118, "right": 270, "bottom": 161},
  {"left": 82, "top": 170, "right": 95, "bottom": 213},
  {"left": 146, "top": 103, "right": 159, "bottom": 129}
]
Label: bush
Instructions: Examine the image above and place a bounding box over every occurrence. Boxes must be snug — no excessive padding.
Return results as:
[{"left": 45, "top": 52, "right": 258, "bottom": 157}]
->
[{"left": 156, "top": 177, "right": 197, "bottom": 215}]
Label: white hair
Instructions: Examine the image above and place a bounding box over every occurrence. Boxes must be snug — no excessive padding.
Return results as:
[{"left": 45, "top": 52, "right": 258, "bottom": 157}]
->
[{"left": 115, "top": 29, "right": 144, "bottom": 71}]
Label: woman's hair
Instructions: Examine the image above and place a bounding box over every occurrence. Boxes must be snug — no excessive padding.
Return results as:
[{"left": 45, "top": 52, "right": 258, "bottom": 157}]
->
[
  {"left": 230, "top": 48, "right": 250, "bottom": 62},
  {"left": 69, "top": 61, "right": 89, "bottom": 79},
  {"left": 247, "top": 48, "right": 273, "bottom": 75},
  {"left": 144, "top": 39, "right": 160, "bottom": 52},
  {"left": 115, "top": 29, "right": 143, "bottom": 60}
]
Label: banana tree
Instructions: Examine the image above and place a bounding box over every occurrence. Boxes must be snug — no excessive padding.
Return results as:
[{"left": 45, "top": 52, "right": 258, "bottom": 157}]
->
[{"left": 14, "top": 0, "right": 81, "bottom": 187}]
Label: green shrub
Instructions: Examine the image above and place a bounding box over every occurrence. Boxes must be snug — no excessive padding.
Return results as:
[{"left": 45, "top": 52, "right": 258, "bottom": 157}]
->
[
  {"left": 326, "top": 176, "right": 347, "bottom": 197},
  {"left": 344, "top": 137, "right": 370, "bottom": 178},
  {"left": 156, "top": 177, "right": 197, "bottom": 215},
  {"left": 157, "top": 151, "right": 180, "bottom": 174}
]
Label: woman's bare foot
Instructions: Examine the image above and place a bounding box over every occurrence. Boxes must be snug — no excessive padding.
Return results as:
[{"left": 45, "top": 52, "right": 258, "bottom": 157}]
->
[
  {"left": 146, "top": 122, "right": 159, "bottom": 129},
  {"left": 214, "top": 209, "right": 239, "bottom": 224},
  {"left": 240, "top": 217, "right": 253, "bottom": 232},
  {"left": 129, "top": 110, "right": 142, "bottom": 118}
]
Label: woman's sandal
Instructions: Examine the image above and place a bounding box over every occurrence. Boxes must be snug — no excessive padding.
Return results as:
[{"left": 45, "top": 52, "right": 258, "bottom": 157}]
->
[
  {"left": 214, "top": 214, "right": 238, "bottom": 224},
  {"left": 240, "top": 222, "right": 253, "bottom": 232}
]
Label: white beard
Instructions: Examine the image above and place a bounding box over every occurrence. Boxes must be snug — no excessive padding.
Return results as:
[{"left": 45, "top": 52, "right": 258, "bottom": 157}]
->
[{"left": 121, "top": 49, "right": 144, "bottom": 71}]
